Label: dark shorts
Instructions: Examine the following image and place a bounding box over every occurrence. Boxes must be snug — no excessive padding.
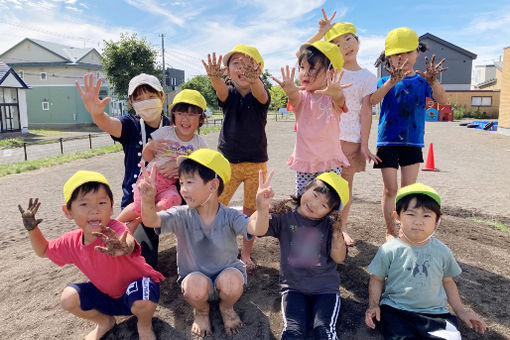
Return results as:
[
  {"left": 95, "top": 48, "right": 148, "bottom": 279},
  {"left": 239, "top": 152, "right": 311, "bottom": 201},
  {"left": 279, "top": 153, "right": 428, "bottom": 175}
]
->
[
  {"left": 374, "top": 146, "right": 423, "bottom": 169},
  {"left": 379, "top": 304, "right": 460, "bottom": 339},
  {"left": 69, "top": 277, "right": 160, "bottom": 316}
]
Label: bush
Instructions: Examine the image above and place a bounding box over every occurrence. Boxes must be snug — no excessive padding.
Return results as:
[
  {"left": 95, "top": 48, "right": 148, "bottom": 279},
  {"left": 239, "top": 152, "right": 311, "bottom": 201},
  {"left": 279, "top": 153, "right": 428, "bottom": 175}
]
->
[{"left": 451, "top": 103, "right": 465, "bottom": 120}]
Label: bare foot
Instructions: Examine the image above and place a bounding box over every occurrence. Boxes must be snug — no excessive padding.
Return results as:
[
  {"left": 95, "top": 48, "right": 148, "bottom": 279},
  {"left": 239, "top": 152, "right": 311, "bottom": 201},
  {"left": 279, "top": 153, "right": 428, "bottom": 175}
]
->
[
  {"left": 137, "top": 327, "right": 156, "bottom": 340},
  {"left": 191, "top": 308, "right": 212, "bottom": 337},
  {"left": 219, "top": 305, "right": 243, "bottom": 336},
  {"left": 84, "top": 316, "right": 116, "bottom": 340},
  {"left": 342, "top": 230, "right": 357, "bottom": 246},
  {"left": 242, "top": 256, "right": 257, "bottom": 275}
]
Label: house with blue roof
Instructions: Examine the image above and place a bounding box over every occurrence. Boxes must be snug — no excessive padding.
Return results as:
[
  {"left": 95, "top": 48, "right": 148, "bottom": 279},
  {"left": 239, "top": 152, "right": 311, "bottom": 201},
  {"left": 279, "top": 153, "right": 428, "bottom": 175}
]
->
[
  {"left": 0, "top": 38, "right": 110, "bottom": 128},
  {"left": 0, "top": 59, "right": 29, "bottom": 134}
]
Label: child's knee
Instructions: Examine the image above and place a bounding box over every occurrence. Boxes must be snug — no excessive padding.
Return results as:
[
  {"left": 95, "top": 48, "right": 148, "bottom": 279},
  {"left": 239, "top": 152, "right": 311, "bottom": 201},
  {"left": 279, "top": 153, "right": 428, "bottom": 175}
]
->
[
  {"left": 182, "top": 273, "right": 211, "bottom": 301},
  {"left": 60, "top": 286, "right": 80, "bottom": 311},
  {"left": 131, "top": 299, "right": 157, "bottom": 317},
  {"left": 216, "top": 269, "right": 244, "bottom": 295},
  {"left": 383, "top": 185, "right": 398, "bottom": 197}
]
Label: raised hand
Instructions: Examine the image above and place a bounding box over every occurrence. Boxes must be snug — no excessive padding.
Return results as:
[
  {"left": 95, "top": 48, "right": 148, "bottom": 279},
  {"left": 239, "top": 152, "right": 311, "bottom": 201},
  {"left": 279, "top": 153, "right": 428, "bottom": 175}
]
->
[
  {"left": 256, "top": 169, "right": 275, "bottom": 210},
  {"left": 18, "top": 198, "right": 43, "bottom": 231},
  {"left": 318, "top": 8, "right": 336, "bottom": 35},
  {"left": 314, "top": 69, "right": 352, "bottom": 97},
  {"left": 93, "top": 225, "right": 132, "bottom": 256},
  {"left": 138, "top": 161, "right": 157, "bottom": 200},
  {"left": 272, "top": 66, "right": 297, "bottom": 94},
  {"left": 416, "top": 55, "right": 448, "bottom": 84},
  {"left": 239, "top": 55, "right": 261, "bottom": 84},
  {"left": 384, "top": 56, "right": 411, "bottom": 84},
  {"left": 75, "top": 73, "right": 111, "bottom": 117},
  {"left": 202, "top": 52, "right": 226, "bottom": 78}
]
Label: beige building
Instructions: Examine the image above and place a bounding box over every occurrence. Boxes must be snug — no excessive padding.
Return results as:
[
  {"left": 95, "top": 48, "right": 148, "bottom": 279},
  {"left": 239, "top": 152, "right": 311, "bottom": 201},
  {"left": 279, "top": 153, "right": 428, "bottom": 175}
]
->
[
  {"left": 499, "top": 47, "right": 510, "bottom": 136},
  {"left": 446, "top": 90, "right": 500, "bottom": 118}
]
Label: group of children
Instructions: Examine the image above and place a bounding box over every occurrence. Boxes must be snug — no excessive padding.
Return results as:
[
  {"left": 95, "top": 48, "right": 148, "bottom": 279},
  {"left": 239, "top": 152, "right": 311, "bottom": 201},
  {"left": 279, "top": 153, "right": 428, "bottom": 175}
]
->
[{"left": 18, "top": 8, "right": 487, "bottom": 340}]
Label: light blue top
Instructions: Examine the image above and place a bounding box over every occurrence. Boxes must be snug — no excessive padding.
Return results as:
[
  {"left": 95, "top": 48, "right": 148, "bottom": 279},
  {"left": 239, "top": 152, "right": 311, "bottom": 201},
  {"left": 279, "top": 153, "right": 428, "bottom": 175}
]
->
[
  {"left": 157, "top": 204, "right": 252, "bottom": 283},
  {"left": 376, "top": 74, "right": 432, "bottom": 147},
  {"left": 368, "top": 237, "right": 461, "bottom": 314}
]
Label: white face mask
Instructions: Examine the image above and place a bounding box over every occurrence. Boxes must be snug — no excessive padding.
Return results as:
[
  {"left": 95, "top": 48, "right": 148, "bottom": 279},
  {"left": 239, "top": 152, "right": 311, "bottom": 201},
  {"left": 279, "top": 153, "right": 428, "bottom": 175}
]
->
[{"left": 132, "top": 99, "right": 163, "bottom": 122}]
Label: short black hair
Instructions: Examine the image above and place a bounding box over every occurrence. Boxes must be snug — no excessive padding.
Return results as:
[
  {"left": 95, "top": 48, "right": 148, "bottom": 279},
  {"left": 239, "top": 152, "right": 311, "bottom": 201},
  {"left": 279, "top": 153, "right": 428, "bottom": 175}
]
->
[
  {"left": 178, "top": 158, "right": 224, "bottom": 195},
  {"left": 298, "top": 45, "right": 332, "bottom": 77},
  {"left": 294, "top": 179, "right": 341, "bottom": 213},
  {"left": 66, "top": 182, "right": 113, "bottom": 210},
  {"left": 170, "top": 103, "right": 205, "bottom": 128},
  {"left": 395, "top": 193, "right": 441, "bottom": 221},
  {"left": 129, "top": 84, "right": 163, "bottom": 102}
]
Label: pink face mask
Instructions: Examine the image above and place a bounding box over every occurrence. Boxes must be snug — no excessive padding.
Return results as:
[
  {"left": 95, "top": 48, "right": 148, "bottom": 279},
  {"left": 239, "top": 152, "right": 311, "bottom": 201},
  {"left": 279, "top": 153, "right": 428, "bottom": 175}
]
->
[{"left": 132, "top": 99, "right": 163, "bottom": 122}]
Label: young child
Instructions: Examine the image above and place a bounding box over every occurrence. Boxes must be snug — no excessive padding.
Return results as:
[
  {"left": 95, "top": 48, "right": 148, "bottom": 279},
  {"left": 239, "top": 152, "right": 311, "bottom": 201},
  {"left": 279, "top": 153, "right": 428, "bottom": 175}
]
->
[
  {"left": 18, "top": 171, "right": 164, "bottom": 340},
  {"left": 365, "top": 183, "right": 487, "bottom": 338},
  {"left": 261, "top": 172, "right": 349, "bottom": 339},
  {"left": 301, "top": 9, "right": 381, "bottom": 246},
  {"left": 202, "top": 44, "right": 270, "bottom": 273},
  {"left": 370, "top": 27, "right": 448, "bottom": 240},
  {"left": 117, "top": 89, "right": 209, "bottom": 231},
  {"left": 273, "top": 40, "right": 351, "bottom": 196},
  {"left": 138, "top": 149, "right": 274, "bottom": 337},
  {"left": 76, "top": 73, "right": 172, "bottom": 267}
]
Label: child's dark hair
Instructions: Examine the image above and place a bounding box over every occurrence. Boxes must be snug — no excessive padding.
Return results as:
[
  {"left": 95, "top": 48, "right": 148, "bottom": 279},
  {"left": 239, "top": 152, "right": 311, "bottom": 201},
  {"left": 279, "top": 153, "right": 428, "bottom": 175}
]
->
[
  {"left": 170, "top": 103, "right": 205, "bottom": 130},
  {"left": 298, "top": 45, "right": 332, "bottom": 78},
  {"left": 374, "top": 42, "right": 428, "bottom": 68},
  {"left": 66, "top": 182, "right": 113, "bottom": 210},
  {"left": 178, "top": 159, "right": 224, "bottom": 195},
  {"left": 395, "top": 193, "right": 441, "bottom": 221},
  {"left": 129, "top": 84, "right": 163, "bottom": 101}
]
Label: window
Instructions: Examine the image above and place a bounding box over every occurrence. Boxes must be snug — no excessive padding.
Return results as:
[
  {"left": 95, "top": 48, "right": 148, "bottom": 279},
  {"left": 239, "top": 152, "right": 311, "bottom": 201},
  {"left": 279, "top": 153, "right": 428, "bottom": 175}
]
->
[
  {"left": 471, "top": 96, "right": 492, "bottom": 107},
  {"left": 42, "top": 101, "right": 50, "bottom": 110},
  {"left": 40, "top": 72, "right": 47, "bottom": 80}
]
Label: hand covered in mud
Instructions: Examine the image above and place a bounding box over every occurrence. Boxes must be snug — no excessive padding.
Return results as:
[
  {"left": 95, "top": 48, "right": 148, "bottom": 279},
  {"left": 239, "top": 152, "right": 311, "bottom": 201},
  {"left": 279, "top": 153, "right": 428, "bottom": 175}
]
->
[
  {"left": 202, "top": 52, "right": 226, "bottom": 78},
  {"left": 384, "top": 55, "right": 411, "bottom": 84},
  {"left": 93, "top": 225, "right": 132, "bottom": 256},
  {"left": 416, "top": 54, "right": 448, "bottom": 84},
  {"left": 18, "top": 198, "right": 43, "bottom": 231},
  {"left": 240, "top": 55, "right": 262, "bottom": 84}
]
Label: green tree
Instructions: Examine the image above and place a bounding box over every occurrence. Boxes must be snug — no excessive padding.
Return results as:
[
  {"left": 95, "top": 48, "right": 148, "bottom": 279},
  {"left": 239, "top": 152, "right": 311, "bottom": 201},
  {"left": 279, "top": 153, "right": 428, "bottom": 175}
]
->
[
  {"left": 261, "top": 70, "right": 273, "bottom": 90},
  {"left": 269, "top": 85, "right": 288, "bottom": 111},
  {"left": 101, "top": 33, "right": 160, "bottom": 99},
  {"left": 180, "top": 75, "right": 219, "bottom": 110}
]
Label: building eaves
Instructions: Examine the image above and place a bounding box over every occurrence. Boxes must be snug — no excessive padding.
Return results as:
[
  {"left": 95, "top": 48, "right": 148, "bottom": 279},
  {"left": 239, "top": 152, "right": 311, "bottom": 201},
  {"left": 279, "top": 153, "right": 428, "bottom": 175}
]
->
[{"left": 420, "top": 33, "right": 477, "bottom": 59}]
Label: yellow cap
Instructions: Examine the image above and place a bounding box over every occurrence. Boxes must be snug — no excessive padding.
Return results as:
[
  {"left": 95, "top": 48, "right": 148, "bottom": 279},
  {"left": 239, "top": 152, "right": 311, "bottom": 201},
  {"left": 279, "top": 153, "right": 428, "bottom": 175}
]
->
[
  {"left": 316, "top": 172, "right": 349, "bottom": 211},
  {"left": 325, "top": 22, "right": 357, "bottom": 42},
  {"left": 301, "top": 40, "right": 344, "bottom": 71},
  {"left": 223, "top": 44, "right": 264, "bottom": 70},
  {"left": 178, "top": 149, "right": 231, "bottom": 184},
  {"left": 63, "top": 170, "right": 110, "bottom": 204},
  {"left": 171, "top": 89, "right": 207, "bottom": 111},
  {"left": 396, "top": 183, "right": 441, "bottom": 207},
  {"left": 385, "top": 27, "right": 419, "bottom": 57}
]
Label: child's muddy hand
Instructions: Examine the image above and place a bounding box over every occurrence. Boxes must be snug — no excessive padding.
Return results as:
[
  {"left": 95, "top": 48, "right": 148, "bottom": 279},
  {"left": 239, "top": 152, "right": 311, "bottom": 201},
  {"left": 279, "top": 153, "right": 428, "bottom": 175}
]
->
[
  {"left": 384, "top": 55, "right": 410, "bottom": 84},
  {"left": 18, "top": 198, "right": 43, "bottom": 231},
  {"left": 416, "top": 54, "right": 448, "bottom": 84},
  {"left": 93, "top": 226, "right": 131, "bottom": 256},
  {"left": 202, "top": 52, "right": 226, "bottom": 78},
  {"left": 240, "top": 56, "right": 261, "bottom": 83}
]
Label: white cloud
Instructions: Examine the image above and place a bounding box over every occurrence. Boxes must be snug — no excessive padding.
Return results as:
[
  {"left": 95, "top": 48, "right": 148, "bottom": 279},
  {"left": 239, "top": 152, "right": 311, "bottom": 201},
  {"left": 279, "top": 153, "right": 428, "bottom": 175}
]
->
[{"left": 123, "top": 0, "right": 186, "bottom": 26}]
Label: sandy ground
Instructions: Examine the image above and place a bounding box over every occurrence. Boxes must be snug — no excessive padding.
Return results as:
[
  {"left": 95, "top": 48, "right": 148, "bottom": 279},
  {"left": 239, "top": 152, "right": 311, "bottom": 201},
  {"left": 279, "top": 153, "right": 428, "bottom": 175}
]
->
[{"left": 1, "top": 120, "right": 509, "bottom": 339}]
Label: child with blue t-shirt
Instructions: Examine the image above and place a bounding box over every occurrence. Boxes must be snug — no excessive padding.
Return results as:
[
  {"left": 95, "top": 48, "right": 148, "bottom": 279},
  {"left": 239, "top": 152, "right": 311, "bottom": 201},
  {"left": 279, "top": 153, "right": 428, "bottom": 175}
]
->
[
  {"left": 370, "top": 27, "right": 448, "bottom": 241},
  {"left": 365, "top": 183, "right": 486, "bottom": 339}
]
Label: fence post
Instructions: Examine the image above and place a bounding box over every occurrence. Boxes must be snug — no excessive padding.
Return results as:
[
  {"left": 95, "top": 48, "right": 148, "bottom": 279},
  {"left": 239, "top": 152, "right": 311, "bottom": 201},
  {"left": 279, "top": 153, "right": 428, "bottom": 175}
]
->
[
  {"left": 24, "top": 143, "right": 27, "bottom": 161},
  {"left": 59, "top": 138, "right": 63, "bottom": 154},
  {"left": 89, "top": 134, "right": 92, "bottom": 149}
]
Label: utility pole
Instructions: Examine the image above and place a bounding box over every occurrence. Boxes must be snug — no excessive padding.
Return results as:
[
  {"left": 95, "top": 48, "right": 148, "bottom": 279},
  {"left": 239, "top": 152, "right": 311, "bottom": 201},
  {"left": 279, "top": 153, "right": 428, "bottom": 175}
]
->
[{"left": 160, "top": 33, "right": 167, "bottom": 114}]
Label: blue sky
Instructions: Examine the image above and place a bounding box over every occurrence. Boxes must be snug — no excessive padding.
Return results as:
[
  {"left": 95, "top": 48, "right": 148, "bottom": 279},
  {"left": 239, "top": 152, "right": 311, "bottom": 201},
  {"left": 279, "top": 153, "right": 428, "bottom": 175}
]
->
[{"left": 0, "top": 0, "right": 508, "bottom": 79}]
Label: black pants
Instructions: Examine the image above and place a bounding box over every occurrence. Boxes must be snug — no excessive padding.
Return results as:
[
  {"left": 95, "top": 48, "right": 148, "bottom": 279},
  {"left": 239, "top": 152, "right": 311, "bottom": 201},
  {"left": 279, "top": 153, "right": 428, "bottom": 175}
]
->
[
  {"left": 133, "top": 223, "right": 159, "bottom": 269},
  {"left": 380, "top": 304, "right": 460, "bottom": 340},
  {"left": 281, "top": 291, "right": 341, "bottom": 340}
]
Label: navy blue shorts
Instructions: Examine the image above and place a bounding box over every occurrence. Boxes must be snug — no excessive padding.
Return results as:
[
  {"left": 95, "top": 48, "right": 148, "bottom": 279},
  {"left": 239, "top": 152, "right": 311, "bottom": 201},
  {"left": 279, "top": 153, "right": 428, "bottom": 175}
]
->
[
  {"left": 69, "top": 277, "right": 160, "bottom": 316},
  {"left": 374, "top": 146, "right": 423, "bottom": 169}
]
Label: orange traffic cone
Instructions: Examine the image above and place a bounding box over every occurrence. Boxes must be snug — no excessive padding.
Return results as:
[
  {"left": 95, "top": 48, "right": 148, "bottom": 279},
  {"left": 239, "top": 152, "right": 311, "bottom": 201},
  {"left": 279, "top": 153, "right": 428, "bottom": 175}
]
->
[
  {"left": 293, "top": 122, "right": 297, "bottom": 132},
  {"left": 422, "top": 143, "right": 439, "bottom": 171}
]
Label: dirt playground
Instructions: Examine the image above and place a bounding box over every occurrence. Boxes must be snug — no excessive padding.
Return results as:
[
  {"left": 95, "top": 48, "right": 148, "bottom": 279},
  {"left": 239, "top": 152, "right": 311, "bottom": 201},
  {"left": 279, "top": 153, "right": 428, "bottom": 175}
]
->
[{"left": 1, "top": 120, "right": 509, "bottom": 339}]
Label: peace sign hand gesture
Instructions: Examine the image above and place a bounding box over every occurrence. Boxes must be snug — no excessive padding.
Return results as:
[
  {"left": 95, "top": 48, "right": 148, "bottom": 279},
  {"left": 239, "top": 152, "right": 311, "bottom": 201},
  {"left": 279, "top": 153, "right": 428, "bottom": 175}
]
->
[
  {"left": 416, "top": 55, "right": 448, "bottom": 85},
  {"left": 318, "top": 8, "right": 336, "bottom": 35},
  {"left": 384, "top": 56, "right": 411, "bottom": 85},
  {"left": 272, "top": 66, "right": 297, "bottom": 94},
  {"left": 18, "top": 198, "right": 43, "bottom": 231},
  {"left": 255, "top": 169, "right": 275, "bottom": 211},
  {"left": 202, "top": 52, "right": 226, "bottom": 78},
  {"left": 93, "top": 225, "right": 132, "bottom": 257},
  {"left": 138, "top": 161, "right": 157, "bottom": 201},
  {"left": 314, "top": 69, "right": 352, "bottom": 98}
]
